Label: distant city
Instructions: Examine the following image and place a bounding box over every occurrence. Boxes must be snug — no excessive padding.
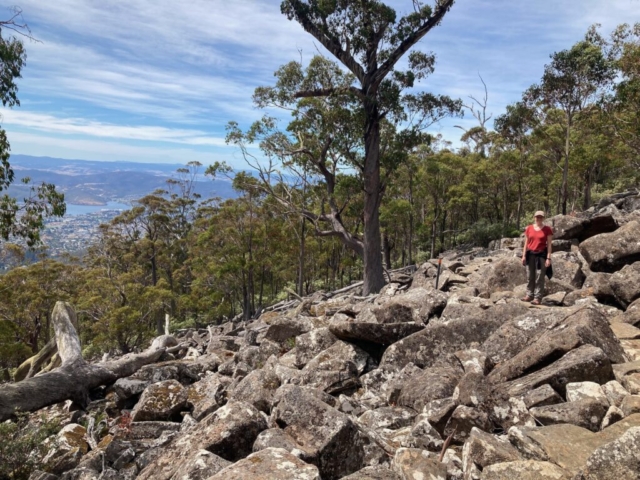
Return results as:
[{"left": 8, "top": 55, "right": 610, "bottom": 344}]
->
[{"left": 2, "top": 155, "right": 238, "bottom": 265}]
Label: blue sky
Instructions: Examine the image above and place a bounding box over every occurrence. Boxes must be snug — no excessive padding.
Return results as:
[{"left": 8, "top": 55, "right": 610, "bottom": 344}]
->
[{"left": 1, "top": 0, "right": 638, "bottom": 168}]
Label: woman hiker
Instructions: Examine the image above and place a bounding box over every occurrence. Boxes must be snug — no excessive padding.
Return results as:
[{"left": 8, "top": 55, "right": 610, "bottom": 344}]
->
[{"left": 521, "top": 210, "right": 553, "bottom": 305}]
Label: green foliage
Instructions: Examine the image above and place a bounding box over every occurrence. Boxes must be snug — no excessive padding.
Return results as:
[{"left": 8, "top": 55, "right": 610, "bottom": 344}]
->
[{"left": 0, "top": 412, "right": 61, "bottom": 480}]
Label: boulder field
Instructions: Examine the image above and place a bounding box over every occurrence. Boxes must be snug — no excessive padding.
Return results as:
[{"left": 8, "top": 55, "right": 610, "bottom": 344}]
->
[{"left": 24, "top": 190, "right": 640, "bottom": 479}]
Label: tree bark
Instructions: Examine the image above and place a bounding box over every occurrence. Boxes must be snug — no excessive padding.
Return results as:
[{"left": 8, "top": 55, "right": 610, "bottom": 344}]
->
[{"left": 0, "top": 302, "right": 168, "bottom": 421}]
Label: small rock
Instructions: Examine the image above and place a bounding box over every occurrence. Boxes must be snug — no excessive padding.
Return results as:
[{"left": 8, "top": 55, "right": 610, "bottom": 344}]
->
[
  {"left": 602, "top": 380, "right": 630, "bottom": 408},
  {"left": 462, "top": 427, "right": 521, "bottom": 474},
  {"left": 529, "top": 399, "right": 608, "bottom": 432},
  {"left": 392, "top": 448, "right": 447, "bottom": 480},
  {"left": 620, "top": 395, "right": 640, "bottom": 416},
  {"left": 601, "top": 405, "right": 624, "bottom": 429},
  {"left": 207, "top": 447, "right": 320, "bottom": 479},
  {"left": 444, "top": 406, "right": 493, "bottom": 443},
  {"left": 565, "top": 382, "right": 609, "bottom": 405},
  {"left": 522, "top": 385, "right": 563, "bottom": 409}
]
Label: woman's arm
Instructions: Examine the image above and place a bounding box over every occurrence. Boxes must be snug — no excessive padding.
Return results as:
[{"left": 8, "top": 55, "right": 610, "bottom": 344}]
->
[
  {"left": 546, "top": 234, "right": 553, "bottom": 266},
  {"left": 522, "top": 229, "right": 528, "bottom": 265}
]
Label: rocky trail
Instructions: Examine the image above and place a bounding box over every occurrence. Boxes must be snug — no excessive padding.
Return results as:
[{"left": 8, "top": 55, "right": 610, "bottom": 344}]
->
[{"left": 6, "top": 189, "right": 640, "bottom": 480}]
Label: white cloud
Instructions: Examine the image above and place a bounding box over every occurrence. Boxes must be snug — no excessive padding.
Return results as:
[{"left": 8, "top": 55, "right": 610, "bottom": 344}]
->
[
  {"left": 2, "top": 0, "right": 636, "bottom": 161},
  {"left": 1, "top": 110, "right": 227, "bottom": 146}
]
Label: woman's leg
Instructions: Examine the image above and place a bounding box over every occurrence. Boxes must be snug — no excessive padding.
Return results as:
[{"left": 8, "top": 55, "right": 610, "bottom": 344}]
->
[
  {"left": 526, "top": 255, "right": 537, "bottom": 298},
  {"left": 534, "top": 262, "right": 547, "bottom": 300}
]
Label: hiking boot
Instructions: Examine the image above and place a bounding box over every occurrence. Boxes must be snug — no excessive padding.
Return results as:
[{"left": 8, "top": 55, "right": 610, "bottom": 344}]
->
[
  {"left": 531, "top": 298, "right": 541, "bottom": 305},
  {"left": 521, "top": 296, "right": 533, "bottom": 302}
]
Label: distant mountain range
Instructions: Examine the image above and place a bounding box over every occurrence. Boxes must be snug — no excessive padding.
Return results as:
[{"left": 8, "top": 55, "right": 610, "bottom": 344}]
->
[{"left": 6, "top": 155, "right": 237, "bottom": 205}]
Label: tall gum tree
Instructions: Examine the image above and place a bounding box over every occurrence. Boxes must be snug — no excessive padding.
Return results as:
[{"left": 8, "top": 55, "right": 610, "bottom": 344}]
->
[{"left": 259, "top": 0, "right": 459, "bottom": 294}]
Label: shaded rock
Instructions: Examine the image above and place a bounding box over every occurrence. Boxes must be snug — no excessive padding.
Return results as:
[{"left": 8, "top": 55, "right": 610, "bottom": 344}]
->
[
  {"left": 58, "top": 468, "right": 100, "bottom": 480},
  {"left": 405, "top": 414, "right": 443, "bottom": 451},
  {"left": 480, "top": 460, "right": 570, "bottom": 479},
  {"left": 422, "top": 398, "right": 458, "bottom": 435},
  {"left": 131, "top": 380, "right": 187, "bottom": 422},
  {"left": 550, "top": 252, "right": 585, "bottom": 288},
  {"left": 621, "top": 395, "right": 640, "bottom": 416},
  {"left": 454, "top": 372, "right": 491, "bottom": 407},
  {"left": 549, "top": 214, "right": 585, "bottom": 240},
  {"left": 294, "top": 328, "right": 338, "bottom": 368},
  {"left": 373, "top": 287, "right": 447, "bottom": 324},
  {"left": 579, "top": 220, "right": 640, "bottom": 272},
  {"left": 498, "top": 345, "right": 614, "bottom": 398},
  {"left": 271, "top": 385, "right": 366, "bottom": 479},
  {"left": 444, "top": 406, "right": 493, "bottom": 444},
  {"left": 208, "top": 448, "right": 320, "bottom": 480},
  {"left": 610, "top": 322, "right": 640, "bottom": 341},
  {"left": 261, "top": 316, "right": 316, "bottom": 344},
  {"left": 382, "top": 303, "right": 528, "bottom": 371},
  {"left": 43, "top": 424, "right": 88, "bottom": 474},
  {"left": 576, "top": 426, "right": 640, "bottom": 480},
  {"left": 397, "top": 367, "right": 461, "bottom": 412},
  {"left": 357, "top": 407, "right": 416, "bottom": 431},
  {"left": 112, "top": 378, "right": 149, "bottom": 401},
  {"left": 565, "top": 381, "right": 608, "bottom": 405},
  {"left": 28, "top": 472, "right": 58, "bottom": 480},
  {"left": 610, "top": 262, "right": 640, "bottom": 307},
  {"left": 489, "top": 397, "right": 536, "bottom": 431},
  {"left": 617, "top": 298, "right": 640, "bottom": 327},
  {"left": 601, "top": 405, "right": 624, "bottom": 429},
  {"left": 522, "top": 384, "right": 563, "bottom": 409},
  {"left": 462, "top": 427, "right": 521, "bottom": 474},
  {"left": 530, "top": 398, "right": 608, "bottom": 432},
  {"left": 300, "top": 341, "right": 369, "bottom": 394},
  {"left": 228, "top": 368, "right": 280, "bottom": 413},
  {"left": 207, "top": 335, "right": 243, "bottom": 352},
  {"left": 329, "top": 321, "right": 424, "bottom": 346},
  {"left": 186, "top": 373, "right": 231, "bottom": 421},
  {"left": 137, "top": 400, "right": 267, "bottom": 480},
  {"left": 582, "top": 272, "right": 618, "bottom": 305},
  {"left": 168, "top": 450, "right": 231, "bottom": 480},
  {"left": 392, "top": 448, "right": 447, "bottom": 480},
  {"left": 341, "top": 466, "right": 400, "bottom": 479}
]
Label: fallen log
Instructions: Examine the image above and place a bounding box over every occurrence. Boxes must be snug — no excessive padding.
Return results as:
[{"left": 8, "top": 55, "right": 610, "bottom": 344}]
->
[{"left": 0, "top": 302, "right": 168, "bottom": 421}]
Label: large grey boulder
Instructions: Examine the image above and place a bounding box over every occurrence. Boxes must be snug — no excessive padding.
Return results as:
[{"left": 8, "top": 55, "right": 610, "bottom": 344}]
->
[
  {"left": 186, "top": 373, "right": 231, "bottom": 421},
  {"left": 396, "top": 367, "right": 461, "bottom": 412},
  {"left": 271, "top": 385, "right": 366, "bottom": 479},
  {"left": 294, "top": 328, "right": 338, "bottom": 368},
  {"left": 372, "top": 287, "right": 447, "bottom": 324},
  {"left": 550, "top": 252, "right": 586, "bottom": 288},
  {"left": 228, "top": 368, "right": 280, "bottom": 413},
  {"left": 137, "top": 400, "right": 267, "bottom": 480},
  {"left": 131, "top": 380, "right": 188, "bottom": 422},
  {"left": 497, "top": 345, "right": 614, "bottom": 398},
  {"left": 444, "top": 406, "right": 493, "bottom": 444},
  {"left": 580, "top": 220, "right": 640, "bottom": 272},
  {"left": 610, "top": 262, "right": 640, "bottom": 307},
  {"left": 582, "top": 272, "right": 618, "bottom": 306},
  {"left": 482, "top": 257, "right": 528, "bottom": 295},
  {"left": 616, "top": 297, "right": 640, "bottom": 327},
  {"left": 381, "top": 303, "right": 528, "bottom": 371},
  {"left": 488, "top": 306, "right": 625, "bottom": 385},
  {"left": 299, "top": 341, "right": 369, "bottom": 394},
  {"left": 207, "top": 448, "right": 320, "bottom": 480}
]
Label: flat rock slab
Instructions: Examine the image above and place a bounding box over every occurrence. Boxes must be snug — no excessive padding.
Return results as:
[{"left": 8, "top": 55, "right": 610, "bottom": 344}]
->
[
  {"left": 508, "top": 414, "right": 640, "bottom": 477},
  {"left": 208, "top": 448, "right": 320, "bottom": 480},
  {"left": 610, "top": 322, "right": 640, "bottom": 340},
  {"left": 577, "top": 426, "right": 640, "bottom": 479},
  {"left": 530, "top": 399, "right": 608, "bottom": 432},
  {"left": 329, "top": 321, "right": 425, "bottom": 346},
  {"left": 480, "top": 460, "right": 570, "bottom": 479},
  {"left": 579, "top": 220, "right": 640, "bottom": 272}
]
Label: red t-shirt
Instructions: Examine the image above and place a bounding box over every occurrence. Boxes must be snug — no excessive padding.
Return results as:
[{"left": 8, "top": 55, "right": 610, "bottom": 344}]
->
[{"left": 525, "top": 225, "right": 553, "bottom": 252}]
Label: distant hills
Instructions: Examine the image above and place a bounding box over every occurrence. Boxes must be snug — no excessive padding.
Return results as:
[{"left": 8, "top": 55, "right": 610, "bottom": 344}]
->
[{"left": 6, "top": 155, "right": 237, "bottom": 205}]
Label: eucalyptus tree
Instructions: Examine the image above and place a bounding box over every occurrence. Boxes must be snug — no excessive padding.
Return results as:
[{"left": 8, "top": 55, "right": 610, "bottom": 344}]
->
[
  {"left": 233, "top": 0, "right": 460, "bottom": 294},
  {"left": 526, "top": 38, "right": 613, "bottom": 214}
]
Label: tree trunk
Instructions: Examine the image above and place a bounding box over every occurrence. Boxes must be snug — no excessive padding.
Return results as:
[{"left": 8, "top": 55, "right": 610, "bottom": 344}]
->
[
  {"left": 382, "top": 233, "right": 392, "bottom": 269},
  {"left": 0, "top": 302, "right": 168, "bottom": 421},
  {"left": 562, "top": 117, "right": 571, "bottom": 215},
  {"left": 362, "top": 101, "right": 385, "bottom": 295},
  {"left": 298, "top": 217, "right": 306, "bottom": 296}
]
